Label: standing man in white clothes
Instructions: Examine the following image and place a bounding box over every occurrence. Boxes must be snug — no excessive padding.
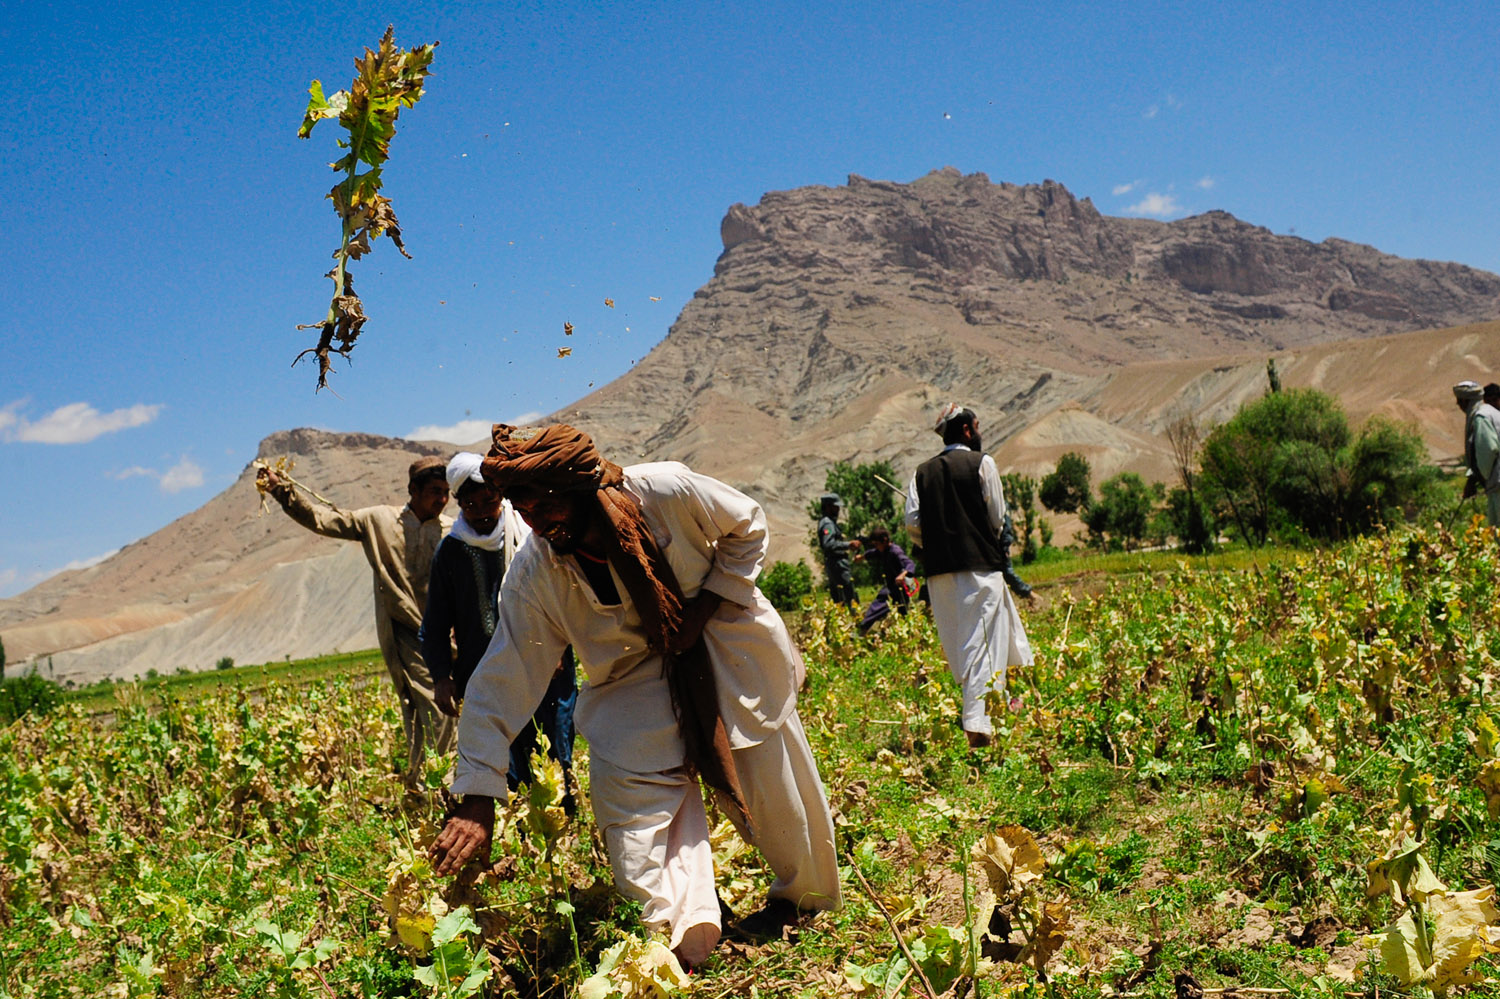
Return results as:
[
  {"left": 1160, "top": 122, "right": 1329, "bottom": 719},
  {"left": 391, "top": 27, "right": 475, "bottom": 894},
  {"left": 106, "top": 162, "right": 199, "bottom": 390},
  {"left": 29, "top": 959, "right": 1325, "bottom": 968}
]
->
[{"left": 904, "top": 404, "right": 1033, "bottom": 748}]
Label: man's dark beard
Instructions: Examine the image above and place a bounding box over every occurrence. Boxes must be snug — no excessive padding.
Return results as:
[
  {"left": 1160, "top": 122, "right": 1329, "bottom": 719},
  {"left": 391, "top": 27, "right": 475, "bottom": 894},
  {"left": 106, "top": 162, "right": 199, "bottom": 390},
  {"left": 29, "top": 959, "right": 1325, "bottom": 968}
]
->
[{"left": 970, "top": 433, "right": 983, "bottom": 452}]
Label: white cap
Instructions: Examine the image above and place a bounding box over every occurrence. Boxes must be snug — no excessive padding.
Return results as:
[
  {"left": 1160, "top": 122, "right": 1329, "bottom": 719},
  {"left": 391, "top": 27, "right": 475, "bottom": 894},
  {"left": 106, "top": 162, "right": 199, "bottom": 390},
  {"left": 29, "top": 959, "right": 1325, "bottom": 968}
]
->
[{"left": 446, "top": 452, "right": 485, "bottom": 494}]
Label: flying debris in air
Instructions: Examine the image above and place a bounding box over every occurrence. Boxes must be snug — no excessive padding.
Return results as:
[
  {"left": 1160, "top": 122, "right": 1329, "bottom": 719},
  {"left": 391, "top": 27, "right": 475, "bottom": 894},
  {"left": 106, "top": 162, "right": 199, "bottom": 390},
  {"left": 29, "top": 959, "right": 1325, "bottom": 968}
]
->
[
  {"left": 557, "top": 347, "right": 572, "bottom": 358},
  {"left": 604, "top": 298, "right": 615, "bottom": 308},
  {"left": 564, "top": 322, "right": 575, "bottom": 335},
  {"left": 650, "top": 296, "right": 661, "bottom": 301},
  {"left": 943, "top": 112, "right": 952, "bottom": 119}
]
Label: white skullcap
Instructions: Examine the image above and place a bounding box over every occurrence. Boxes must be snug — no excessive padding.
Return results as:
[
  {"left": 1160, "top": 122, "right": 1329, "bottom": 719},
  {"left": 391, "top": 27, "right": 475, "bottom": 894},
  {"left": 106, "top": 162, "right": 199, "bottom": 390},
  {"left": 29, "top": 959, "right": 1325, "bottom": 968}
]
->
[
  {"left": 446, "top": 452, "right": 485, "bottom": 494},
  {"left": 933, "top": 402, "right": 974, "bottom": 435},
  {"left": 1454, "top": 381, "right": 1483, "bottom": 402}
]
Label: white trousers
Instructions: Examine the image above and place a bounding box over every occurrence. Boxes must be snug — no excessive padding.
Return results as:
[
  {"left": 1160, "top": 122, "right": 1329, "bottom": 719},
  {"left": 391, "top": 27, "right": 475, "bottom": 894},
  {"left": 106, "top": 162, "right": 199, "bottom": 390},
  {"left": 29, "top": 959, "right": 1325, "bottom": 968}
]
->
[
  {"left": 588, "top": 712, "right": 841, "bottom": 964},
  {"left": 929, "top": 570, "right": 1031, "bottom": 736}
]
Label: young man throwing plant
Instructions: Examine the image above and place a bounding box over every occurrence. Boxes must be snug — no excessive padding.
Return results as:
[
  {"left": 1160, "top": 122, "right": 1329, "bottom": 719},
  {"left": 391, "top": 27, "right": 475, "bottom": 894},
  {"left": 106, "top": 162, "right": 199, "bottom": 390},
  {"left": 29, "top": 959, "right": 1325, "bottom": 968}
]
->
[
  {"left": 420, "top": 453, "right": 577, "bottom": 807},
  {"left": 257, "top": 457, "right": 454, "bottom": 787},
  {"left": 430, "top": 424, "right": 840, "bottom": 969},
  {"left": 904, "top": 404, "right": 1033, "bottom": 748}
]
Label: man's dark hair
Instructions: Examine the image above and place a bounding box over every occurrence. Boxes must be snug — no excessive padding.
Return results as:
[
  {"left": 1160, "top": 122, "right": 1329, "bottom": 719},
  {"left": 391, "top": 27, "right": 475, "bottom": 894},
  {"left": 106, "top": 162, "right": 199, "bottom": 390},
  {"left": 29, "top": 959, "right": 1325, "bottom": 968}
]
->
[
  {"left": 941, "top": 408, "right": 976, "bottom": 446},
  {"left": 867, "top": 526, "right": 890, "bottom": 544},
  {"left": 1485, "top": 383, "right": 1500, "bottom": 405},
  {"left": 409, "top": 462, "right": 448, "bottom": 490}
]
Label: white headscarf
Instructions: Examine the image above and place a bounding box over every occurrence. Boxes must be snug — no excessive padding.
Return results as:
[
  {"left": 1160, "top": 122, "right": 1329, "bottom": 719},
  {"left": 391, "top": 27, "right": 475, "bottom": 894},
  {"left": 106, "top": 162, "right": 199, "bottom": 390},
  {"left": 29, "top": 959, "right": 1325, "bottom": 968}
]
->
[{"left": 445, "top": 451, "right": 531, "bottom": 565}]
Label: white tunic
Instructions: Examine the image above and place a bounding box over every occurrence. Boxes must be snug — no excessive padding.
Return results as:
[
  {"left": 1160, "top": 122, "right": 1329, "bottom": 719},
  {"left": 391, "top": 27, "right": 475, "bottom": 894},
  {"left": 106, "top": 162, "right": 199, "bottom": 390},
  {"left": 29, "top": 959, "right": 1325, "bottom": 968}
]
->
[
  {"left": 453, "top": 462, "right": 804, "bottom": 795},
  {"left": 904, "top": 446, "right": 1033, "bottom": 735}
]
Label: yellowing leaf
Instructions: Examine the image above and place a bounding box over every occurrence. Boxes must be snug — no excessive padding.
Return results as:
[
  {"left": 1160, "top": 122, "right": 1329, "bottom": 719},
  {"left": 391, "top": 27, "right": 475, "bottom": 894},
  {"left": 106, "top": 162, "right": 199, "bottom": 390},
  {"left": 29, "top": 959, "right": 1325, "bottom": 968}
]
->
[
  {"left": 604, "top": 298, "right": 615, "bottom": 308},
  {"left": 396, "top": 911, "right": 435, "bottom": 952},
  {"left": 1478, "top": 760, "right": 1500, "bottom": 820},
  {"left": 1368, "top": 837, "right": 1447, "bottom": 904},
  {"left": 973, "top": 825, "right": 1045, "bottom": 897},
  {"left": 1429, "top": 887, "right": 1500, "bottom": 993},
  {"left": 1475, "top": 714, "right": 1500, "bottom": 760}
]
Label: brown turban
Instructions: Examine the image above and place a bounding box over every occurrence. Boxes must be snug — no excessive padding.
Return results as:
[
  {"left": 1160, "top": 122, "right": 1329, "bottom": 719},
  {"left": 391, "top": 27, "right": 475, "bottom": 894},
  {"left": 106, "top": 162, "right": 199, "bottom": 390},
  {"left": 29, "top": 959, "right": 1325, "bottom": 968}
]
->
[{"left": 482, "top": 423, "right": 749, "bottom": 826}]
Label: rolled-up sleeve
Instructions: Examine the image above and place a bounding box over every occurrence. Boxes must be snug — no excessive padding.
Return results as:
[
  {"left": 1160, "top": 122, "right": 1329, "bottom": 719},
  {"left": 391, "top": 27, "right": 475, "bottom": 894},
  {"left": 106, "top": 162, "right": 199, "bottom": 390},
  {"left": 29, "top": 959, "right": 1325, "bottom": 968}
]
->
[
  {"left": 451, "top": 570, "right": 569, "bottom": 799},
  {"left": 680, "top": 471, "right": 766, "bottom": 608},
  {"left": 903, "top": 475, "right": 923, "bottom": 547},
  {"left": 978, "top": 454, "right": 1008, "bottom": 534}
]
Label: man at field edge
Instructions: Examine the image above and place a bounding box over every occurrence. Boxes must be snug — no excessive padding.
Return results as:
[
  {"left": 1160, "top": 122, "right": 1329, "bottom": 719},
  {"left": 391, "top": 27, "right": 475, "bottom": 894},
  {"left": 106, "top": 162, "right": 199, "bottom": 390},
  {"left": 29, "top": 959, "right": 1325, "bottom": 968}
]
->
[
  {"left": 1455, "top": 380, "right": 1500, "bottom": 526},
  {"left": 429, "top": 424, "right": 840, "bottom": 969},
  {"left": 257, "top": 457, "right": 454, "bottom": 788},
  {"left": 904, "top": 404, "right": 1033, "bottom": 748}
]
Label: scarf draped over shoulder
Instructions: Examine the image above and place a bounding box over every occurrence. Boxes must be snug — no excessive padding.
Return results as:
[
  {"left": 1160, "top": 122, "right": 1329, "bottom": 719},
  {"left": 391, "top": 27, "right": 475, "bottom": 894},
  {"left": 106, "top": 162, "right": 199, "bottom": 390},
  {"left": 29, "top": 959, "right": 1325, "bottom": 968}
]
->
[{"left": 481, "top": 424, "right": 750, "bottom": 828}]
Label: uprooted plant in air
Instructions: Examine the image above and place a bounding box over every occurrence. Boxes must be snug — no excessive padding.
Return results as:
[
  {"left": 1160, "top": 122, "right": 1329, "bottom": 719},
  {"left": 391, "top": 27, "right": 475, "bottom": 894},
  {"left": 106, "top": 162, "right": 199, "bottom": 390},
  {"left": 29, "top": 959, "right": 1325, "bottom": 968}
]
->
[{"left": 295, "top": 27, "right": 437, "bottom": 390}]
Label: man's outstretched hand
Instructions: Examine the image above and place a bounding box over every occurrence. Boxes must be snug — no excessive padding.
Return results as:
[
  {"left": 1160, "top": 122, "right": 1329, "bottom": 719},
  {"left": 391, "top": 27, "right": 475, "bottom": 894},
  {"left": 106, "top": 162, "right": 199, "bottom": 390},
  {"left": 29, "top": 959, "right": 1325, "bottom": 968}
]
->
[{"left": 430, "top": 795, "right": 496, "bottom": 875}]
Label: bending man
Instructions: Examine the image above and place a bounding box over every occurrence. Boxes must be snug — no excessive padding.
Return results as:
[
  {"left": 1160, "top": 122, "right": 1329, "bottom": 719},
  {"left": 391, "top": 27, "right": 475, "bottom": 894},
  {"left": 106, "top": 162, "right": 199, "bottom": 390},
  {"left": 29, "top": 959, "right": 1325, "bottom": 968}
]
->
[
  {"left": 430, "top": 425, "right": 840, "bottom": 967},
  {"left": 904, "top": 405, "right": 1033, "bottom": 748}
]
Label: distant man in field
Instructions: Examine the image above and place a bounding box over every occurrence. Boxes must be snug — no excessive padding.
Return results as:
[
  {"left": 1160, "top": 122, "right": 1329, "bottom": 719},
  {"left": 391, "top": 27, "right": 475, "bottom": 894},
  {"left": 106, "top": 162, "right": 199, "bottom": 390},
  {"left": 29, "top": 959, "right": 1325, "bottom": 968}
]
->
[
  {"left": 904, "top": 404, "right": 1033, "bottom": 748},
  {"left": 430, "top": 424, "right": 840, "bottom": 969},
  {"left": 855, "top": 526, "right": 916, "bottom": 635},
  {"left": 816, "top": 493, "right": 859, "bottom": 610},
  {"left": 257, "top": 456, "right": 454, "bottom": 787},
  {"left": 1455, "top": 380, "right": 1500, "bottom": 526},
  {"left": 420, "top": 452, "right": 577, "bottom": 808}
]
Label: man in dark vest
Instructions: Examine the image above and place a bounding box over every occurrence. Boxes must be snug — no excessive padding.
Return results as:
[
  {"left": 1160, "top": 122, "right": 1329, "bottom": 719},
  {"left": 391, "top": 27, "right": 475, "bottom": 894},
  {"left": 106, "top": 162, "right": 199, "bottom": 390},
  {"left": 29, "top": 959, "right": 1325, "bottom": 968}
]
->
[{"left": 904, "top": 405, "right": 1034, "bottom": 748}]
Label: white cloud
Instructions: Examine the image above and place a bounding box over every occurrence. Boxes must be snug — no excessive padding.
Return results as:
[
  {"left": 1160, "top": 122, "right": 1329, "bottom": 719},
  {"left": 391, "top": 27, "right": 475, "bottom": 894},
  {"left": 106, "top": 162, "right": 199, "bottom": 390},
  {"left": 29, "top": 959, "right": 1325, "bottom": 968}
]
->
[
  {"left": 0, "top": 400, "right": 161, "bottom": 444},
  {"left": 1196, "top": 176, "right": 1215, "bottom": 190},
  {"left": 110, "top": 465, "right": 157, "bottom": 480},
  {"left": 504, "top": 410, "right": 546, "bottom": 426},
  {"left": 405, "top": 419, "right": 493, "bottom": 444},
  {"left": 1143, "top": 104, "right": 1159, "bottom": 119},
  {"left": 159, "top": 457, "right": 204, "bottom": 494},
  {"left": 1127, "top": 192, "right": 1183, "bottom": 217},
  {"left": 1112, "top": 182, "right": 1137, "bottom": 196}
]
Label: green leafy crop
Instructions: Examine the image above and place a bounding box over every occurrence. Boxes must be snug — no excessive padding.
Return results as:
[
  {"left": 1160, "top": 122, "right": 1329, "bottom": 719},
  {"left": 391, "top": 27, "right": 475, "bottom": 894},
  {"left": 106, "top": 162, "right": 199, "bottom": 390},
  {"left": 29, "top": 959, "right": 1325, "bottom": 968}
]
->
[{"left": 295, "top": 27, "right": 437, "bottom": 391}]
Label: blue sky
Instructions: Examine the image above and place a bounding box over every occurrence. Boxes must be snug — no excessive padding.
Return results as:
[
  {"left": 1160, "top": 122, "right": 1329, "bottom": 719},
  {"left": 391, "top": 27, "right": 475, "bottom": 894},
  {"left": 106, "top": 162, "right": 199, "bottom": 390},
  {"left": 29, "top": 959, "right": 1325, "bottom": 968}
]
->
[{"left": 2, "top": 0, "right": 1497, "bottom": 597}]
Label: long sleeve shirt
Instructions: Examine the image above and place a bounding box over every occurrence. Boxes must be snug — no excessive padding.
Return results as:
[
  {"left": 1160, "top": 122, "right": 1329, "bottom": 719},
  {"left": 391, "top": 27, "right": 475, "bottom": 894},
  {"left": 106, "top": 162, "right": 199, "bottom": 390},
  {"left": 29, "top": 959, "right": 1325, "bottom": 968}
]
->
[
  {"left": 871, "top": 542, "right": 917, "bottom": 591},
  {"left": 1467, "top": 403, "right": 1500, "bottom": 492},
  {"left": 452, "top": 462, "right": 804, "bottom": 799},
  {"left": 269, "top": 484, "right": 449, "bottom": 664}
]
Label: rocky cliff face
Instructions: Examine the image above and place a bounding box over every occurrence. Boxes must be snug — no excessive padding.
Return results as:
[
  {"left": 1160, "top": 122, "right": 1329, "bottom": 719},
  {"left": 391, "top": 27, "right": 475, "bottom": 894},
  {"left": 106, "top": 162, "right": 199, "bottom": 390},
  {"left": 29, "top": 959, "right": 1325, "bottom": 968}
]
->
[{"left": 561, "top": 168, "right": 1499, "bottom": 529}]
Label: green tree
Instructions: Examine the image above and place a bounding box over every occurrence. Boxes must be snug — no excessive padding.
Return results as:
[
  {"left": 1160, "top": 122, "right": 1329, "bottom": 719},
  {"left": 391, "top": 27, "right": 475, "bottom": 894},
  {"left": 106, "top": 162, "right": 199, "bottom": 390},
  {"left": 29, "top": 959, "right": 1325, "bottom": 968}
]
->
[
  {"left": 1083, "top": 472, "right": 1157, "bottom": 551},
  {"left": 1200, "top": 388, "right": 1437, "bottom": 545},
  {"left": 1039, "top": 452, "right": 1092, "bottom": 514},
  {"left": 760, "top": 561, "right": 814, "bottom": 612}
]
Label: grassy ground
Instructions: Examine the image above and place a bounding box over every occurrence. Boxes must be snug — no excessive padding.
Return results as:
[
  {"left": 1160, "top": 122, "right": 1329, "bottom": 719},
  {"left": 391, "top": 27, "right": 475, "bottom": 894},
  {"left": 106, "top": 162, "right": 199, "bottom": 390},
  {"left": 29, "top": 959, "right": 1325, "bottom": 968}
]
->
[
  {"left": 62, "top": 650, "right": 387, "bottom": 715},
  {"left": 6, "top": 525, "right": 1500, "bottom": 997}
]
